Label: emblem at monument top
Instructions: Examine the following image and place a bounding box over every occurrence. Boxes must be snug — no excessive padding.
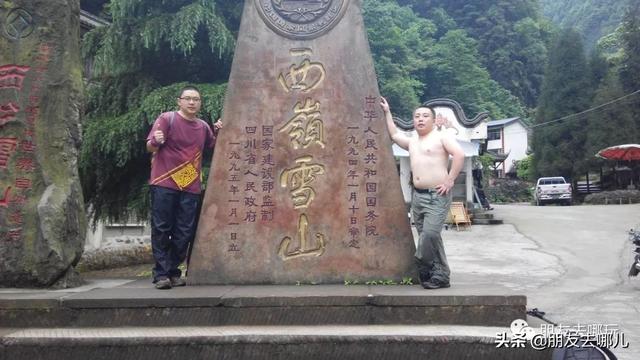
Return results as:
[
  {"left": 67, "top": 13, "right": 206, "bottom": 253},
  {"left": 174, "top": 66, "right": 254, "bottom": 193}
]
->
[{"left": 255, "top": 0, "right": 349, "bottom": 40}]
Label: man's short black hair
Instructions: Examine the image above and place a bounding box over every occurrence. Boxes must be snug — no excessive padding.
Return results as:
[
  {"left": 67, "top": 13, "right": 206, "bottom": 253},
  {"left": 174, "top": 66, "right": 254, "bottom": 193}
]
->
[
  {"left": 178, "top": 85, "right": 201, "bottom": 98},
  {"left": 414, "top": 106, "right": 435, "bottom": 117}
]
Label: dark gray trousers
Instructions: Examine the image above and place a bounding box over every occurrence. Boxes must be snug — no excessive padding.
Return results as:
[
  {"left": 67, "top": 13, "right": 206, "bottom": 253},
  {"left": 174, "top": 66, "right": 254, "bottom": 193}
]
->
[{"left": 412, "top": 190, "right": 451, "bottom": 283}]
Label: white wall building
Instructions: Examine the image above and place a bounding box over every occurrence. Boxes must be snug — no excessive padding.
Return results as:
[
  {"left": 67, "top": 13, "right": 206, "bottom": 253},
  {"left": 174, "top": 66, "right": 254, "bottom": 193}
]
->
[{"left": 486, "top": 117, "right": 529, "bottom": 177}]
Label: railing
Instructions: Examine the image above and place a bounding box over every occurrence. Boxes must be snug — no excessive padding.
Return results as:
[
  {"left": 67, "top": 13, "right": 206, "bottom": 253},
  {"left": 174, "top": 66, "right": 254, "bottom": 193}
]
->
[{"left": 576, "top": 181, "right": 602, "bottom": 194}]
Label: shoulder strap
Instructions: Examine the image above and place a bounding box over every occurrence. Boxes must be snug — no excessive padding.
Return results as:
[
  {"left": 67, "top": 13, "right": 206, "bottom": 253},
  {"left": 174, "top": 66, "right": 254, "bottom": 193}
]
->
[
  {"left": 198, "top": 119, "right": 210, "bottom": 146},
  {"left": 169, "top": 111, "right": 176, "bottom": 130}
]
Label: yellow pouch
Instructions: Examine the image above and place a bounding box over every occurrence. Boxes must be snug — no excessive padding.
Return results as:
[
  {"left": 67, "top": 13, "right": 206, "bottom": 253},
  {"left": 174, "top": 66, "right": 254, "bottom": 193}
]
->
[{"left": 170, "top": 162, "right": 198, "bottom": 190}]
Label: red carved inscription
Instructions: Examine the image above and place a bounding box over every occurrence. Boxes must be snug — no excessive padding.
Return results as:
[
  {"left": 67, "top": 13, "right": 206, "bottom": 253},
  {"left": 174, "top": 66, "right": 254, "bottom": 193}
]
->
[
  {"left": 0, "top": 65, "right": 30, "bottom": 90},
  {"left": 0, "top": 137, "right": 18, "bottom": 168}
]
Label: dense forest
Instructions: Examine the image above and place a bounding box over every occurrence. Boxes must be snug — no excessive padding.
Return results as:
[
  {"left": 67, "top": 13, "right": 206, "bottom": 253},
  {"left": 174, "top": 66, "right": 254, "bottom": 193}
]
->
[
  {"left": 540, "top": 0, "right": 629, "bottom": 50},
  {"left": 79, "top": 0, "right": 640, "bottom": 222}
]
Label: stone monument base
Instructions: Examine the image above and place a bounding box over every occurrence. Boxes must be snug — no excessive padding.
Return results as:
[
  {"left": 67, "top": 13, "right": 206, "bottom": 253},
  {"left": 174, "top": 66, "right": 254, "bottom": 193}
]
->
[{"left": 0, "top": 280, "right": 551, "bottom": 359}]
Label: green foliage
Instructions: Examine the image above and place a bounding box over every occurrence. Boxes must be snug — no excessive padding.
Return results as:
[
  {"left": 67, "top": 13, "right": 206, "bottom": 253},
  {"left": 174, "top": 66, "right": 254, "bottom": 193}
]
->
[
  {"left": 399, "top": 0, "right": 550, "bottom": 108},
  {"left": 485, "top": 178, "right": 534, "bottom": 203},
  {"left": 83, "top": 0, "right": 235, "bottom": 77},
  {"left": 343, "top": 277, "right": 413, "bottom": 285},
  {"left": 540, "top": 0, "right": 629, "bottom": 50},
  {"left": 363, "top": 0, "right": 436, "bottom": 119},
  {"left": 532, "top": 28, "right": 593, "bottom": 181},
  {"left": 363, "top": 0, "right": 525, "bottom": 120},
  {"left": 619, "top": 1, "right": 640, "bottom": 94},
  {"left": 400, "top": 276, "right": 414, "bottom": 285},
  {"left": 425, "top": 29, "right": 525, "bottom": 118},
  {"left": 515, "top": 155, "right": 533, "bottom": 181},
  {"left": 583, "top": 3, "right": 640, "bottom": 168},
  {"left": 81, "top": 82, "right": 227, "bottom": 224},
  {"left": 585, "top": 72, "right": 638, "bottom": 164},
  {"left": 80, "top": 0, "right": 239, "bottom": 224}
]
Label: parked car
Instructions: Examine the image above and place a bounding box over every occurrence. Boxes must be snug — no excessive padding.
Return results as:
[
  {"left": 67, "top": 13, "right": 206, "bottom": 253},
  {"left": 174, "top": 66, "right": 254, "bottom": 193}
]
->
[{"left": 534, "top": 177, "right": 572, "bottom": 206}]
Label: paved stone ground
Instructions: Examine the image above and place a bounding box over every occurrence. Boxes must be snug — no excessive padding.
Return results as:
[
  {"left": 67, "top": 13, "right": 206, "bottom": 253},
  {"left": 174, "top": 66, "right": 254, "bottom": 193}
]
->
[
  {"left": 79, "top": 263, "right": 152, "bottom": 279},
  {"left": 443, "top": 203, "right": 640, "bottom": 360}
]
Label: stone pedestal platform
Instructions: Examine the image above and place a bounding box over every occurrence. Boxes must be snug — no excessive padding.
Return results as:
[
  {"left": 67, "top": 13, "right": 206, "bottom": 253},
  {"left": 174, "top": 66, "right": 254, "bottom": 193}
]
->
[{"left": 0, "top": 281, "right": 551, "bottom": 359}]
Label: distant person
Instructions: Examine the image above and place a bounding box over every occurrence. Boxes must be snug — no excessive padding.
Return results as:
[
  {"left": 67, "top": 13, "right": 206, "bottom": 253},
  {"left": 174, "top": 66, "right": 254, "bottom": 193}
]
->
[
  {"left": 380, "top": 97, "right": 464, "bottom": 289},
  {"left": 146, "top": 85, "right": 222, "bottom": 289}
]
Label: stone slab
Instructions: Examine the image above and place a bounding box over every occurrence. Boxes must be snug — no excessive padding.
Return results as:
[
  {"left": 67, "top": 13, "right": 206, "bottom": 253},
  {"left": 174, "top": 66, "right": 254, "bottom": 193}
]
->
[
  {"left": 189, "top": 0, "right": 415, "bottom": 285},
  {"left": 0, "top": 292, "right": 68, "bottom": 309},
  {"left": 0, "top": 0, "right": 86, "bottom": 287},
  {"left": 61, "top": 286, "right": 235, "bottom": 308},
  {"left": 219, "top": 285, "right": 371, "bottom": 307},
  {"left": 0, "top": 284, "right": 527, "bottom": 328},
  {"left": 0, "top": 325, "right": 552, "bottom": 360}
]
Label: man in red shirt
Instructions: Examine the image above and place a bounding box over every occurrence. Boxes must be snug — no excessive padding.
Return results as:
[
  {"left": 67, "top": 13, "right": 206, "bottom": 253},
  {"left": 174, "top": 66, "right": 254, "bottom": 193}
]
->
[{"left": 146, "top": 85, "right": 222, "bottom": 289}]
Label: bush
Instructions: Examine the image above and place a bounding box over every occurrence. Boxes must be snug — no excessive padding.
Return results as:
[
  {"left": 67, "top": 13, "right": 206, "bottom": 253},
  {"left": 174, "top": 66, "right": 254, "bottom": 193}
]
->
[
  {"left": 583, "top": 190, "right": 640, "bottom": 205},
  {"left": 485, "top": 178, "right": 534, "bottom": 203}
]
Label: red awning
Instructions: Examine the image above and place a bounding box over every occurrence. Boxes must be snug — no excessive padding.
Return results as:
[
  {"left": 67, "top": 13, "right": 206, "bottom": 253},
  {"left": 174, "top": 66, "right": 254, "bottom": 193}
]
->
[{"left": 596, "top": 144, "right": 640, "bottom": 161}]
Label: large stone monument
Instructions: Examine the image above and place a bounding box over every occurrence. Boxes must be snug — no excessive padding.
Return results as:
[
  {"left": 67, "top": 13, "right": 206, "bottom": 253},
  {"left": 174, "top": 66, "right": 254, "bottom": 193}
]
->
[
  {"left": 189, "top": 0, "right": 415, "bottom": 284},
  {"left": 0, "top": 0, "right": 86, "bottom": 287}
]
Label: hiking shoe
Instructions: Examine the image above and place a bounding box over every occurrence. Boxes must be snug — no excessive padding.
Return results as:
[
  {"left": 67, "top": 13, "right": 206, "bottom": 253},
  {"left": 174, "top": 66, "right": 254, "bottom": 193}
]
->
[
  {"left": 170, "top": 277, "right": 186, "bottom": 287},
  {"left": 155, "top": 278, "right": 172, "bottom": 290},
  {"left": 422, "top": 279, "right": 450, "bottom": 289}
]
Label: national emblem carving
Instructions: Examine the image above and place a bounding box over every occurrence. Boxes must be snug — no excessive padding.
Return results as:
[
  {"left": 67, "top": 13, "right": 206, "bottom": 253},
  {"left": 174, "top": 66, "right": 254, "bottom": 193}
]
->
[{"left": 255, "top": 0, "right": 349, "bottom": 40}]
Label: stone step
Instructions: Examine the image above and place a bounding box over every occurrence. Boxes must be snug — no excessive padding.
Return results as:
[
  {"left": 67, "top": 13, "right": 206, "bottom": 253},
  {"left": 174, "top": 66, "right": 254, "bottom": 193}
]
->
[
  {"left": 473, "top": 219, "right": 504, "bottom": 225},
  {"left": 0, "top": 282, "right": 525, "bottom": 328},
  {"left": 472, "top": 213, "right": 495, "bottom": 220},
  {"left": 0, "top": 325, "right": 551, "bottom": 360}
]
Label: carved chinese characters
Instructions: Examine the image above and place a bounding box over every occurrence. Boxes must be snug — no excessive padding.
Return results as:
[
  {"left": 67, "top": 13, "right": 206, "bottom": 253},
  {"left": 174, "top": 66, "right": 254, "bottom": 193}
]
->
[
  {"left": 188, "top": 0, "right": 414, "bottom": 284},
  {"left": 276, "top": 49, "right": 328, "bottom": 260},
  {"left": 1, "top": 1, "right": 85, "bottom": 287},
  {"left": 0, "top": 45, "right": 49, "bottom": 246}
]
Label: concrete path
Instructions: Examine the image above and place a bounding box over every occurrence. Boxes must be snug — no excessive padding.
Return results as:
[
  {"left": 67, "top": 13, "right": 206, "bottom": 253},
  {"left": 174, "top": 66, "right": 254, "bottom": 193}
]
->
[{"left": 444, "top": 203, "right": 640, "bottom": 360}]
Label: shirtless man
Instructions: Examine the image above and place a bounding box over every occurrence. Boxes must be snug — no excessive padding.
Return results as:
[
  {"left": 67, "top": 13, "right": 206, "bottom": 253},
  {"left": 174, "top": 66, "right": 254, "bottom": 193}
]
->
[{"left": 380, "top": 97, "right": 464, "bottom": 289}]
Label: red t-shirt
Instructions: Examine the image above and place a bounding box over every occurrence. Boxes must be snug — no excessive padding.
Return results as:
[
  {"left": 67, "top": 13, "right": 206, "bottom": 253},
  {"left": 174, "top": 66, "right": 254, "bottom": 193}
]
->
[{"left": 147, "top": 111, "right": 216, "bottom": 194}]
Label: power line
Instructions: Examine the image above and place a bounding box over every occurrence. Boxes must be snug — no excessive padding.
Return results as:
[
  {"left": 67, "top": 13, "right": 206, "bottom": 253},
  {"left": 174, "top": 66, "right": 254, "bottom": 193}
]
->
[
  {"left": 530, "top": 89, "right": 640, "bottom": 129},
  {"left": 490, "top": 89, "right": 640, "bottom": 137}
]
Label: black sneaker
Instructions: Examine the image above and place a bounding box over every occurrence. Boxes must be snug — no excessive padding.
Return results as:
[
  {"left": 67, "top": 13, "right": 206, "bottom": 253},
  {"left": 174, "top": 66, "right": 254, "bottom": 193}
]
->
[
  {"left": 422, "top": 279, "right": 450, "bottom": 289},
  {"left": 418, "top": 272, "right": 430, "bottom": 284},
  {"left": 155, "top": 278, "right": 172, "bottom": 290},
  {"left": 170, "top": 277, "right": 186, "bottom": 287}
]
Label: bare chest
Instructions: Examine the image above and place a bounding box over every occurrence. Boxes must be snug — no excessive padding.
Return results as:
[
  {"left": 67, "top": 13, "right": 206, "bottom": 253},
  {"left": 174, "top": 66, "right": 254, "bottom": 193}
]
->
[{"left": 409, "top": 134, "right": 445, "bottom": 157}]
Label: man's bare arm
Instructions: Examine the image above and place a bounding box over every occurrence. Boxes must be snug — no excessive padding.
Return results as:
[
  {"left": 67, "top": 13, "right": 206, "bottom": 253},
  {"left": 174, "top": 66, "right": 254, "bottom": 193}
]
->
[
  {"left": 146, "top": 129, "right": 165, "bottom": 153},
  {"left": 380, "top": 97, "right": 410, "bottom": 149}
]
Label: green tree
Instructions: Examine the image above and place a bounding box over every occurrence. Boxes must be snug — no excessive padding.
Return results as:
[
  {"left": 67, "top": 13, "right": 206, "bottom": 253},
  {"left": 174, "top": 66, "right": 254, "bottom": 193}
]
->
[
  {"left": 532, "top": 28, "right": 593, "bottom": 181},
  {"left": 540, "top": 0, "right": 629, "bottom": 50},
  {"left": 619, "top": 0, "right": 640, "bottom": 94},
  {"left": 363, "top": 0, "right": 525, "bottom": 119},
  {"left": 363, "top": 0, "right": 436, "bottom": 119},
  {"left": 399, "top": 0, "right": 551, "bottom": 108},
  {"left": 584, "top": 73, "right": 637, "bottom": 162},
  {"left": 515, "top": 154, "right": 533, "bottom": 181},
  {"left": 584, "top": 0, "right": 640, "bottom": 168},
  {"left": 80, "top": 0, "right": 239, "bottom": 224},
  {"left": 422, "top": 29, "right": 525, "bottom": 119}
]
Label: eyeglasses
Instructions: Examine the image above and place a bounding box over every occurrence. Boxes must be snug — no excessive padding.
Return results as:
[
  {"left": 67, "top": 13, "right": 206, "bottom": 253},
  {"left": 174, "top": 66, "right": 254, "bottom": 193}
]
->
[{"left": 180, "top": 96, "right": 201, "bottom": 102}]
